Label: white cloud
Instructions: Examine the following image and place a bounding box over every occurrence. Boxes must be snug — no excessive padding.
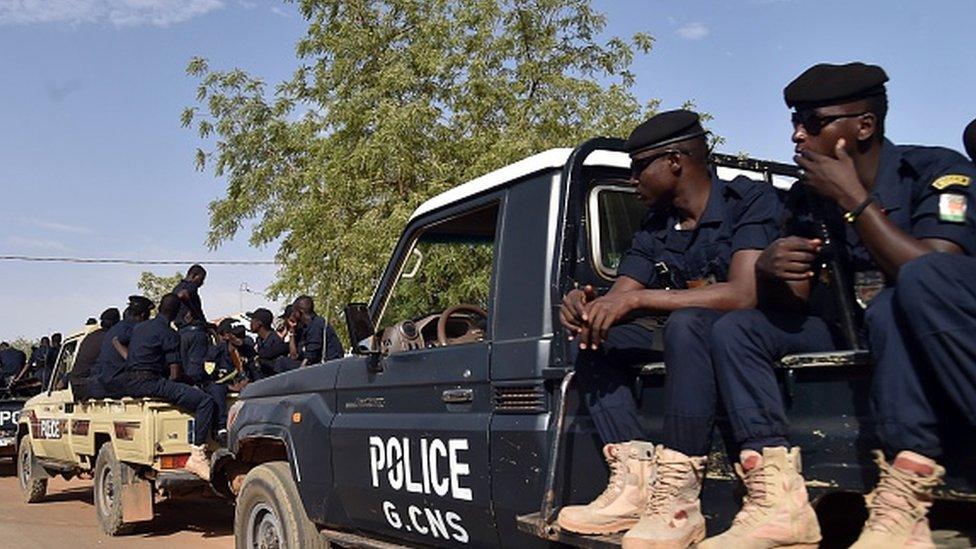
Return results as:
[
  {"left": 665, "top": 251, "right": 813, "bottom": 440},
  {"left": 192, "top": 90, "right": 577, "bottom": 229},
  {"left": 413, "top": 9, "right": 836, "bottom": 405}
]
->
[
  {"left": 5, "top": 235, "right": 67, "bottom": 251},
  {"left": 0, "top": 0, "right": 225, "bottom": 27},
  {"left": 677, "top": 22, "right": 710, "bottom": 41},
  {"left": 24, "top": 218, "right": 94, "bottom": 234}
]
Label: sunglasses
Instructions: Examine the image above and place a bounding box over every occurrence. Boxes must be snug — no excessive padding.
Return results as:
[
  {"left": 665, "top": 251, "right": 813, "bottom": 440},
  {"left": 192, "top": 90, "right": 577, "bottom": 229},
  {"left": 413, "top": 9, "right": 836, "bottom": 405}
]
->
[
  {"left": 630, "top": 149, "right": 689, "bottom": 179},
  {"left": 791, "top": 110, "right": 867, "bottom": 136}
]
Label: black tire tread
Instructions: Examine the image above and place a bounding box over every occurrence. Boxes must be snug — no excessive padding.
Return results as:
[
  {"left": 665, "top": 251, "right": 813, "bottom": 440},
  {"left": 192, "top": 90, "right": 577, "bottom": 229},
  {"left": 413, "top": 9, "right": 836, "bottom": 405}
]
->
[
  {"left": 234, "top": 461, "right": 328, "bottom": 549},
  {"left": 94, "top": 444, "right": 135, "bottom": 536},
  {"left": 17, "top": 438, "right": 47, "bottom": 503}
]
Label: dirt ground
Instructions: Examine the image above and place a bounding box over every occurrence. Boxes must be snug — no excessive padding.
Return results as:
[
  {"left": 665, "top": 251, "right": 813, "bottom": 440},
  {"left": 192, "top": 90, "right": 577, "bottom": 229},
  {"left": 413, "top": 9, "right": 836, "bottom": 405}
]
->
[{"left": 0, "top": 460, "right": 234, "bottom": 549}]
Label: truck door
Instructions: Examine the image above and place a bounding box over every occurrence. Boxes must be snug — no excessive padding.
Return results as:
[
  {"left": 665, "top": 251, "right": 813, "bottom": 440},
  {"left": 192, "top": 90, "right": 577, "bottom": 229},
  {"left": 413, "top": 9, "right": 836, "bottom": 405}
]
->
[
  {"left": 31, "top": 336, "right": 79, "bottom": 462},
  {"left": 332, "top": 198, "right": 502, "bottom": 548}
]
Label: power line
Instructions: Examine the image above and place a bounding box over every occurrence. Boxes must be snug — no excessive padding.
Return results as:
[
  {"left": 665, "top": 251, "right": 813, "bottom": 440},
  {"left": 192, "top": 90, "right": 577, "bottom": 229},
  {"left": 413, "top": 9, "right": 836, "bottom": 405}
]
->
[{"left": 0, "top": 255, "right": 276, "bottom": 266}]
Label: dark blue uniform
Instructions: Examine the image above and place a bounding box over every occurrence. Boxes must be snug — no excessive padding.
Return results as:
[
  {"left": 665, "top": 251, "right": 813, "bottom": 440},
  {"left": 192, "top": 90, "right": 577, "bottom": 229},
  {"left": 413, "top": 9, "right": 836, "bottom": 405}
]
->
[
  {"left": 202, "top": 342, "right": 238, "bottom": 431},
  {"left": 575, "top": 174, "right": 781, "bottom": 455},
  {"left": 711, "top": 140, "right": 976, "bottom": 457},
  {"left": 89, "top": 319, "right": 136, "bottom": 399},
  {"left": 173, "top": 279, "right": 210, "bottom": 383},
  {"left": 274, "top": 314, "right": 343, "bottom": 372},
  {"left": 0, "top": 348, "right": 26, "bottom": 380},
  {"left": 108, "top": 315, "right": 216, "bottom": 445},
  {"left": 255, "top": 330, "right": 289, "bottom": 377}
]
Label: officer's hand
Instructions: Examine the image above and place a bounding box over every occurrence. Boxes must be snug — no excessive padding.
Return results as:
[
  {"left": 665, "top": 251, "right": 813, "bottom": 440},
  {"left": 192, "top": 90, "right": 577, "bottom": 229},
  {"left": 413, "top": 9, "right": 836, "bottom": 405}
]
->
[
  {"left": 756, "top": 237, "right": 822, "bottom": 281},
  {"left": 578, "top": 292, "right": 637, "bottom": 350},
  {"left": 795, "top": 139, "right": 868, "bottom": 210},
  {"left": 559, "top": 285, "right": 597, "bottom": 338}
]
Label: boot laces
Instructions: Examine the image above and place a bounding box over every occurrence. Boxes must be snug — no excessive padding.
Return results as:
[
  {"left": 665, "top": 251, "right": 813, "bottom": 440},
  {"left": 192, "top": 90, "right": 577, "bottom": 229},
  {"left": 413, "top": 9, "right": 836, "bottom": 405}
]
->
[
  {"left": 645, "top": 459, "right": 688, "bottom": 515},
  {"left": 732, "top": 463, "right": 775, "bottom": 527},
  {"left": 594, "top": 451, "right": 627, "bottom": 506},
  {"left": 863, "top": 452, "right": 939, "bottom": 534}
]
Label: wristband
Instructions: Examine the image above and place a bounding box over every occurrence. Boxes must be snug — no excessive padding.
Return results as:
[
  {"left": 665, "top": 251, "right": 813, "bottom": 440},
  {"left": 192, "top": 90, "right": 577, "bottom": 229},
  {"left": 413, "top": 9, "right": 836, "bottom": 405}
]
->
[{"left": 844, "top": 195, "right": 875, "bottom": 224}]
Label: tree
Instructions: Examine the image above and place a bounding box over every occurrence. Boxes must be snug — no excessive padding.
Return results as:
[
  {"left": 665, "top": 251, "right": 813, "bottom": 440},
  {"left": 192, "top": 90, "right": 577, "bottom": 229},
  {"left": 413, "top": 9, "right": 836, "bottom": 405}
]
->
[
  {"left": 137, "top": 271, "right": 184, "bottom": 307},
  {"left": 183, "top": 0, "right": 655, "bottom": 321}
]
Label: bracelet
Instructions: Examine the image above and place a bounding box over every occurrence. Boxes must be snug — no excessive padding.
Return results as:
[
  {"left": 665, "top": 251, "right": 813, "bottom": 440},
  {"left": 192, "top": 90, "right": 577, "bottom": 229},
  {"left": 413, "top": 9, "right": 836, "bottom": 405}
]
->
[{"left": 844, "top": 195, "right": 875, "bottom": 224}]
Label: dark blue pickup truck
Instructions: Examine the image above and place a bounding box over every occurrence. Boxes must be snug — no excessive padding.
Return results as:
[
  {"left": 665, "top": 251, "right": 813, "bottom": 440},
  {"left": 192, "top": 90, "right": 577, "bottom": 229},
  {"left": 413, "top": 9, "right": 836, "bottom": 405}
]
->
[{"left": 213, "top": 139, "right": 976, "bottom": 548}]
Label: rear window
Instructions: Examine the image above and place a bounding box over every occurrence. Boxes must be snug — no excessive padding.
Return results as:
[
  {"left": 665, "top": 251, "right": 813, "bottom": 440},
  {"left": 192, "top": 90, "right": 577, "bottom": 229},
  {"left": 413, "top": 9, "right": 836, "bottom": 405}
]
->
[{"left": 588, "top": 183, "right": 648, "bottom": 278}]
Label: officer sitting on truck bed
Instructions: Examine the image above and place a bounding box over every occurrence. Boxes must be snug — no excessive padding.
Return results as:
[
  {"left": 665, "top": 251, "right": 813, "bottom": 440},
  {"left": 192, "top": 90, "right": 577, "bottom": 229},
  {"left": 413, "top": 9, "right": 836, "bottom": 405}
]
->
[
  {"left": 274, "top": 295, "right": 342, "bottom": 372},
  {"left": 700, "top": 62, "right": 976, "bottom": 549},
  {"left": 69, "top": 307, "right": 120, "bottom": 400},
  {"left": 247, "top": 307, "right": 289, "bottom": 378},
  {"left": 106, "top": 293, "right": 215, "bottom": 480},
  {"left": 88, "top": 296, "right": 153, "bottom": 399},
  {"left": 557, "top": 109, "right": 782, "bottom": 548}
]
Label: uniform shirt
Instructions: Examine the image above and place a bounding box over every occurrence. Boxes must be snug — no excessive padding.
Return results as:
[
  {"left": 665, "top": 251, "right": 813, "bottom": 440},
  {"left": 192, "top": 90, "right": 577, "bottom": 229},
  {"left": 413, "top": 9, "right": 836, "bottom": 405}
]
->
[
  {"left": 0, "top": 348, "right": 26, "bottom": 377},
  {"left": 205, "top": 341, "right": 237, "bottom": 379},
  {"left": 29, "top": 346, "right": 48, "bottom": 371},
  {"left": 255, "top": 330, "right": 289, "bottom": 370},
  {"left": 297, "top": 314, "right": 343, "bottom": 364},
  {"left": 173, "top": 279, "right": 206, "bottom": 328},
  {"left": 124, "top": 315, "right": 181, "bottom": 376},
  {"left": 71, "top": 329, "right": 106, "bottom": 382},
  {"left": 784, "top": 139, "right": 976, "bottom": 328},
  {"left": 93, "top": 319, "right": 136, "bottom": 384},
  {"left": 617, "top": 174, "right": 782, "bottom": 289}
]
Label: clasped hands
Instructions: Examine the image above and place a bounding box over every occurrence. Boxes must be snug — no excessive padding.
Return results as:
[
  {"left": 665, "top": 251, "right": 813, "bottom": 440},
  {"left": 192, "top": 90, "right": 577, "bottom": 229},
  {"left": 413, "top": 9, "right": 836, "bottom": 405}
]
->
[{"left": 559, "top": 285, "right": 638, "bottom": 350}]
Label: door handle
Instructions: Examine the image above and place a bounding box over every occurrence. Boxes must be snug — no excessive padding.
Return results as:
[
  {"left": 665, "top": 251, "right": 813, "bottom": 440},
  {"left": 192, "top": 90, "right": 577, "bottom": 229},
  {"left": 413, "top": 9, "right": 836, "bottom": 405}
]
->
[{"left": 441, "top": 388, "right": 473, "bottom": 404}]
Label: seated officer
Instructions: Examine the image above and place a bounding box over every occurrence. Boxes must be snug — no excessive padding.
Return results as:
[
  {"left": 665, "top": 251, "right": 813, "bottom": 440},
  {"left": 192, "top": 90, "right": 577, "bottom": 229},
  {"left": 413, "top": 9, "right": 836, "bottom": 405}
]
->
[
  {"left": 70, "top": 307, "right": 120, "bottom": 400},
  {"left": 202, "top": 318, "right": 249, "bottom": 439},
  {"left": 247, "top": 308, "right": 289, "bottom": 378},
  {"left": 556, "top": 110, "right": 781, "bottom": 547},
  {"left": 702, "top": 63, "right": 976, "bottom": 549},
  {"left": 89, "top": 297, "right": 153, "bottom": 399},
  {"left": 107, "top": 293, "right": 215, "bottom": 480},
  {"left": 0, "top": 342, "right": 26, "bottom": 386},
  {"left": 275, "top": 295, "right": 342, "bottom": 371}
]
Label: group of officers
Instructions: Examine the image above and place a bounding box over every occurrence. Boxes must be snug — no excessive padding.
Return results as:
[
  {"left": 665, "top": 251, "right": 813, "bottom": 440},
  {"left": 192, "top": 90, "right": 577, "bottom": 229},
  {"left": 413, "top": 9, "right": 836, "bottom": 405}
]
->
[
  {"left": 0, "top": 333, "right": 63, "bottom": 390},
  {"left": 59, "top": 264, "right": 342, "bottom": 481},
  {"left": 556, "top": 62, "right": 976, "bottom": 549}
]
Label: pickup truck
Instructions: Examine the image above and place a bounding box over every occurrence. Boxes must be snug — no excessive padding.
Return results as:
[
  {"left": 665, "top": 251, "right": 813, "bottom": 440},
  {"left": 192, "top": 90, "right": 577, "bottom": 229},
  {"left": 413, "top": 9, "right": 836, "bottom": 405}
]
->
[
  {"left": 215, "top": 138, "right": 976, "bottom": 548},
  {"left": 16, "top": 324, "right": 221, "bottom": 535}
]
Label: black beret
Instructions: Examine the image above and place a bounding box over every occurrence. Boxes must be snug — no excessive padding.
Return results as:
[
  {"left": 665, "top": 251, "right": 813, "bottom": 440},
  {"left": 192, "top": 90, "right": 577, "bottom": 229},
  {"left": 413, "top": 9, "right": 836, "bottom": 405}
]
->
[
  {"left": 784, "top": 62, "right": 888, "bottom": 109},
  {"left": 217, "top": 318, "right": 237, "bottom": 334},
  {"left": 127, "top": 295, "right": 155, "bottom": 312},
  {"left": 625, "top": 110, "right": 706, "bottom": 155},
  {"left": 964, "top": 118, "right": 976, "bottom": 162}
]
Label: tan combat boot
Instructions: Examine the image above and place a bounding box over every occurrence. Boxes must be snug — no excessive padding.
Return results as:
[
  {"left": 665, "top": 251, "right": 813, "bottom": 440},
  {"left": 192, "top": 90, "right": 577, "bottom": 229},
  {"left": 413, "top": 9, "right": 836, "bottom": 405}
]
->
[
  {"left": 850, "top": 450, "right": 945, "bottom": 549},
  {"left": 698, "top": 447, "right": 821, "bottom": 549},
  {"left": 184, "top": 443, "right": 211, "bottom": 481},
  {"left": 558, "top": 441, "right": 656, "bottom": 535},
  {"left": 621, "top": 446, "right": 707, "bottom": 549}
]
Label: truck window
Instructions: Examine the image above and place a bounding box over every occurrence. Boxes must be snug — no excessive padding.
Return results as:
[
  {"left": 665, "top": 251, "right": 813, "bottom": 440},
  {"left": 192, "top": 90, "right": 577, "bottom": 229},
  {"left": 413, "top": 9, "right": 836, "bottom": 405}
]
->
[
  {"left": 378, "top": 202, "right": 498, "bottom": 349},
  {"left": 51, "top": 340, "right": 78, "bottom": 392},
  {"left": 588, "top": 182, "right": 648, "bottom": 279}
]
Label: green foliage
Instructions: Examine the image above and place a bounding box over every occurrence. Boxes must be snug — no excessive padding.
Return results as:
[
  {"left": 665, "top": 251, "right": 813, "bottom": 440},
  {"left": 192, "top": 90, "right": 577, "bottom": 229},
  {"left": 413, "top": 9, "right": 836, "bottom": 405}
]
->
[
  {"left": 8, "top": 338, "right": 35, "bottom": 356},
  {"left": 183, "top": 0, "right": 657, "bottom": 320},
  {"left": 137, "top": 271, "right": 184, "bottom": 307}
]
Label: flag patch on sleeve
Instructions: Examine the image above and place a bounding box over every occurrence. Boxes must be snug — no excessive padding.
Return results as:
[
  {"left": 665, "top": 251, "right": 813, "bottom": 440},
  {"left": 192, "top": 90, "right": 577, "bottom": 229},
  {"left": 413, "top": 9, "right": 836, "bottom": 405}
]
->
[{"left": 939, "top": 193, "right": 967, "bottom": 223}]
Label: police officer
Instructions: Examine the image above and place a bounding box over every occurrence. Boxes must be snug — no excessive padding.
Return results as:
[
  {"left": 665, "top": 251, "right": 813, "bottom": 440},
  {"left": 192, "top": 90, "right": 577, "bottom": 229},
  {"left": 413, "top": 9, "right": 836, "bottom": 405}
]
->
[
  {"left": 173, "top": 264, "right": 210, "bottom": 387},
  {"left": 276, "top": 296, "right": 342, "bottom": 371},
  {"left": 701, "top": 63, "right": 976, "bottom": 549},
  {"left": 28, "top": 337, "right": 49, "bottom": 386},
  {"left": 201, "top": 318, "right": 244, "bottom": 443},
  {"left": 88, "top": 296, "right": 154, "bottom": 399},
  {"left": 556, "top": 110, "right": 782, "bottom": 547},
  {"left": 70, "top": 308, "right": 120, "bottom": 400},
  {"left": 108, "top": 293, "right": 215, "bottom": 480},
  {"left": 42, "top": 333, "right": 61, "bottom": 389},
  {"left": 247, "top": 308, "right": 289, "bottom": 378},
  {"left": 0, "top": 342, "right": 26, "bottom": 386}
]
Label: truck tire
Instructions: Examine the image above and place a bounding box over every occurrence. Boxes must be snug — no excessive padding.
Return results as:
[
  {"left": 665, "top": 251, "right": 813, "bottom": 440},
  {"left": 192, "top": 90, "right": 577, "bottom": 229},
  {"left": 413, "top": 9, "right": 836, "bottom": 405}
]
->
[
  {"left": 17, "top": 438, "right": 46, "bottom": 503},
  {"left": 94, "top": 444, "right": 135, "bottom": 536},
  {"left": 235, "top": 461, "right": 328, "bottom": 549}
]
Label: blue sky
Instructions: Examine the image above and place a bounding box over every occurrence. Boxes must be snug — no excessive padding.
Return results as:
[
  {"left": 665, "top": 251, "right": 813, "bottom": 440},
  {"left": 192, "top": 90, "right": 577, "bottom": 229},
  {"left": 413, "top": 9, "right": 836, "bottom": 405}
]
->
[{"left": 0, "top": 0, "right": 973, "bottom": 340}]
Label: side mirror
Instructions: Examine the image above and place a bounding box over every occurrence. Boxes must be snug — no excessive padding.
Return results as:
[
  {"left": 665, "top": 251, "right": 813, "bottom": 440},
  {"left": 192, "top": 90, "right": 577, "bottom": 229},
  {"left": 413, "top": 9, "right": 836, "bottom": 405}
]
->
[{"left": 344, "top": 303, "right": 377, "bottom": 355}]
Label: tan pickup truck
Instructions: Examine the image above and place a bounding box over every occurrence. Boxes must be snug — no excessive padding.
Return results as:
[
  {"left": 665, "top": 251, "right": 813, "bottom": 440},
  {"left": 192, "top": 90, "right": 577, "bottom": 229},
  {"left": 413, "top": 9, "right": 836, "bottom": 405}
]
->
[{"left": 16, "top": 324, "right": 223, "bottom": 535}]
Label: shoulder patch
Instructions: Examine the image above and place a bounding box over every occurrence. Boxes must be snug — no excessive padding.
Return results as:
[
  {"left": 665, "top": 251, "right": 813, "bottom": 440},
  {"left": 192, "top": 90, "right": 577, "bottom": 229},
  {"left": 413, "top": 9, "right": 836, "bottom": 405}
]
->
[
  {"left": 931, "top": 174, "right": 972, "bottom": 190},
  {"left": 939, "top": 193, "right": 967, "bottom": 223}
]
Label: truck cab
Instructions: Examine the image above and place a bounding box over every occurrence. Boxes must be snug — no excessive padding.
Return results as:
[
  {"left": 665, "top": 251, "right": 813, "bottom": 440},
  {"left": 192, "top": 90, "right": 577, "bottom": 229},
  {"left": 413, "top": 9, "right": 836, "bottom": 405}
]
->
[{"left": 220, "top": 138, "right": 976, "bottom": 548}]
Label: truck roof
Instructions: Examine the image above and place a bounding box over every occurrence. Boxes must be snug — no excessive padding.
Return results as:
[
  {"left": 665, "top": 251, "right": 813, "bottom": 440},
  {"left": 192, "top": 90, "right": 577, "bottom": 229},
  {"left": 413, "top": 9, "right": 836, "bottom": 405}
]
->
[{"left": 410, "top": 148, "right": 630, "bottom": 221}]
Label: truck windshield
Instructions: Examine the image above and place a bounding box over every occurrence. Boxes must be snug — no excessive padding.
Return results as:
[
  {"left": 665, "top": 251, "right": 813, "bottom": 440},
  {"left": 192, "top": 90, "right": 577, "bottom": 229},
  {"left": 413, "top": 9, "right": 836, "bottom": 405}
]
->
[{"left": 379, "top": 202, "right": 499, "bottom": 331}]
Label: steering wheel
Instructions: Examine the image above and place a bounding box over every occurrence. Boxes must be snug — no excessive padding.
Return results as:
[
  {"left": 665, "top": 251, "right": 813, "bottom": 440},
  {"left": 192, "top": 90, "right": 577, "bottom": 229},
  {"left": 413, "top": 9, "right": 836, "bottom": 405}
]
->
[{"left": 437, "top": 304, "right": 488, "bottom": 346}]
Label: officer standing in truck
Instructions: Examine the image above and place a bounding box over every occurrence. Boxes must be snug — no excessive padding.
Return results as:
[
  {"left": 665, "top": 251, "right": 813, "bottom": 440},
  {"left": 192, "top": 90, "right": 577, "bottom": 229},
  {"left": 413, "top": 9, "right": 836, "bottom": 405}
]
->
[
  {"left": 701, "top": 63, "right": 976, "bottom": 549},
  {"left": 556, "top": 109, "right": 782, "bottom": 548},
  {"left": 173, "top": 264, "right": 210, "bottom": 386}
]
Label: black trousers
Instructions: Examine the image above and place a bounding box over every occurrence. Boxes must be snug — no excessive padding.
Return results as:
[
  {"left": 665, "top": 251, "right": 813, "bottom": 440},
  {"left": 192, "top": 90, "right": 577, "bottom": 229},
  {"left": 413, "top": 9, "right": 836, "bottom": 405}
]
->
[
  {"left": 179, "top": 326, "right": 210, "bottom": 383},
  {"left": 109, "top": 371, "right": 216, "bottom": 445}
]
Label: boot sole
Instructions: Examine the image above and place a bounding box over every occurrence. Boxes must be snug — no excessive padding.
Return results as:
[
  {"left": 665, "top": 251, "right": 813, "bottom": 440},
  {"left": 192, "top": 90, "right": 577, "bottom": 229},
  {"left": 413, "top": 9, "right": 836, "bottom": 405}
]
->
[
  {"left": 621, "top": 522, "right": 705, "bottom": 549},
  {"left": 557, "top": 516, "right": 639, "bottom": 535}
]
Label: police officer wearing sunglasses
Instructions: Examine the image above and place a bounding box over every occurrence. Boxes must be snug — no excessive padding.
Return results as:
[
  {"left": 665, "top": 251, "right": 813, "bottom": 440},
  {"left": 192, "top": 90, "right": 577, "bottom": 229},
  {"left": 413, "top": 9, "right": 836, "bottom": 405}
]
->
[
  {"left": 557, "top": 109, "right": 782, "bottom": 546},
  {"left": 702, "top": 62, "right": 976, "bottom": 549}
]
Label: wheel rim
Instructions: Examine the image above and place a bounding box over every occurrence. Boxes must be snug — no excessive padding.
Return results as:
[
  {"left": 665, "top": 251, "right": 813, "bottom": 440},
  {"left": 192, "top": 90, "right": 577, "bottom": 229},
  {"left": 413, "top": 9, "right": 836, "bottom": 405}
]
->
[
  {"left": 19, "top": 443, "right": 31, "bottom": 490},
  {"left": 247, "top": 503, "right": 283, "bottom": 549},
  {"left": 97, "top": 461, "right": 115, "bottom": 516}
]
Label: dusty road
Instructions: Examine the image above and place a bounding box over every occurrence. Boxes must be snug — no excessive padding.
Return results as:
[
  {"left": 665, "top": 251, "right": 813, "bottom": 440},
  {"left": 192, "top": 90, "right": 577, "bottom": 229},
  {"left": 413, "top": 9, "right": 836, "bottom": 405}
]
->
[{"left": 0, "top": 460, "right": 234, "bottom": 549}]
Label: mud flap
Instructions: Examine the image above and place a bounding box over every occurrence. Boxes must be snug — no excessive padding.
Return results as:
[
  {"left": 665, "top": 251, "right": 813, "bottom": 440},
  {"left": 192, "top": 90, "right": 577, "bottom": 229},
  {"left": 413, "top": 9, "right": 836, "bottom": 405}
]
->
[{"left": 120, "top": 469, "right": 154, "bottom": 523}]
